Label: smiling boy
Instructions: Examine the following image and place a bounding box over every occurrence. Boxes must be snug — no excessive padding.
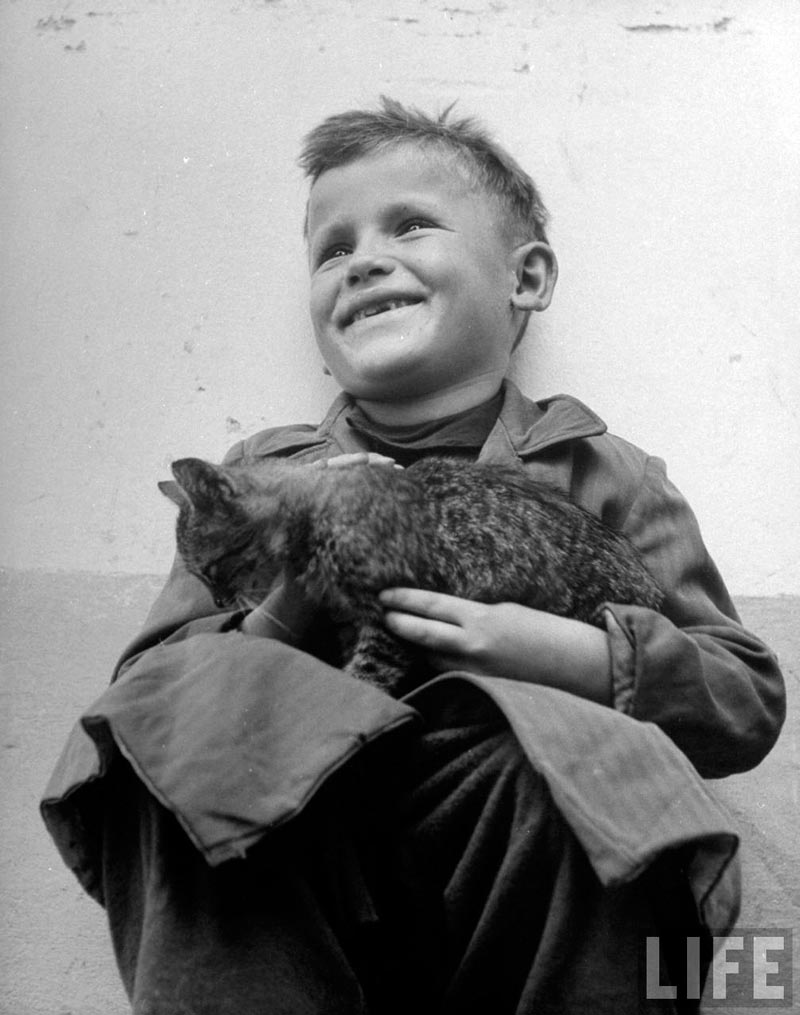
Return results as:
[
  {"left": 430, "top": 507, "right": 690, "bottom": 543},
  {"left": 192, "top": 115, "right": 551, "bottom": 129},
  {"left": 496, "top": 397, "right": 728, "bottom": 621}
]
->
[
  {"left": 306, "top": 145, "right": 553, "bottom": 416},
  {"left": 42, "top": 99, "right": 785, "bottom": 1014}
]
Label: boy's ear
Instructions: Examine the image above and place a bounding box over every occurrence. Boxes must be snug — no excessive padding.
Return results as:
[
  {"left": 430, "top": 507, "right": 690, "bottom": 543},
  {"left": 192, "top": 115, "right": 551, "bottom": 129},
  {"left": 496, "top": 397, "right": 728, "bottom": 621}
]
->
[{"left": 509, "top": 242, "right": 558, "bottom": 313}]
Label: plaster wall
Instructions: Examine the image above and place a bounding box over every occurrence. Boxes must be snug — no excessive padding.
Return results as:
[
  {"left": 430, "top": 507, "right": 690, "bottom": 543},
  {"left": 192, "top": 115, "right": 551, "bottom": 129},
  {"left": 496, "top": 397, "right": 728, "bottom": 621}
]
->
[
  {"left": 2, "top": 6, "right": 799, "bottom": 1011},
  {"left": 1, "top": 0, "right": 799, "bottom": 592}
]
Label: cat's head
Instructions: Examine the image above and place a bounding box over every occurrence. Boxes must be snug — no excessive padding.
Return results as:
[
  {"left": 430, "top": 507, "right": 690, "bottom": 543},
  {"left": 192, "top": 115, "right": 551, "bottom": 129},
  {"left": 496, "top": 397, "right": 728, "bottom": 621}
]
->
[
  {"left": 159, "top": 458, "right": 238, "bottom": 518},
  {"left": 159, "top": 458, "right": 281, "bottom": 610}
]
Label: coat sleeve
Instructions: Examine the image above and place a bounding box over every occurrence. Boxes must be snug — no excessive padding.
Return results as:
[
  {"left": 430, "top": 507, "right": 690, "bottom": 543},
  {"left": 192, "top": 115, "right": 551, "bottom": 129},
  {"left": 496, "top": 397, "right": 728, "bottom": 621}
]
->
[
  {"left": 39, "top": 433, "right": 419, "bottom": 892},
  {"left": 601, "top": 455, "right": 785, "bottom": 778},
  {"left": 110, "top": 433, "right": 288, "bottom": 678},
  {"left": 40, "top": 544, "right": 417, "bottom": 893},
  {"left": 111, "top": 552, "right": 238, "bottom": 681}
]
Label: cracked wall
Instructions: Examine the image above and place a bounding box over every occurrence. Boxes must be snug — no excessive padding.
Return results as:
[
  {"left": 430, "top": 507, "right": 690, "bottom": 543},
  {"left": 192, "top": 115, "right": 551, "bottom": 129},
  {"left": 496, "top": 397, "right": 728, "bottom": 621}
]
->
[{"left": 1, "top": 0, "right": 799, "bottom": 593}]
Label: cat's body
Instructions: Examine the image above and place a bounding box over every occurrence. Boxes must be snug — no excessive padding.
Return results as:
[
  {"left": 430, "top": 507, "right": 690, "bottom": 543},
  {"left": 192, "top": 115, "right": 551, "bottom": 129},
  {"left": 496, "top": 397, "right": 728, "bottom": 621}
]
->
[{"left": 161, "top": 455, "right": 663, "bottom": 696}]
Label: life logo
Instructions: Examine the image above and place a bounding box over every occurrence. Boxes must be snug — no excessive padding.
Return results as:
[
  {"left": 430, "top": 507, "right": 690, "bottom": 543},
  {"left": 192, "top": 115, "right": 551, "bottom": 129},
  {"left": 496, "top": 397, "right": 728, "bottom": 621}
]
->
[{"left": 644, "top": 929, "right": 794, "bottom": 1007}]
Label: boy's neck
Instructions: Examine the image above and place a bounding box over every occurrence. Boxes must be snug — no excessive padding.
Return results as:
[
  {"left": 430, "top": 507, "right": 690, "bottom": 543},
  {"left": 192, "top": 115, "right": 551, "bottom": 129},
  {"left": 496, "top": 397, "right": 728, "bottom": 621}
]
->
[{"left": 352, "top": 376, "right": 506, "bottom": 427}]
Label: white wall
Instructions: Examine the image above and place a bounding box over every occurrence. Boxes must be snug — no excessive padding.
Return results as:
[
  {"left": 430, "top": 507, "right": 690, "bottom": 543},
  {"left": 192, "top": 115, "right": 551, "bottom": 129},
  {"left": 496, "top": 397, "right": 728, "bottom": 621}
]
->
[{"left": 1, "top": 0, "right": 798, "bottom": 594}]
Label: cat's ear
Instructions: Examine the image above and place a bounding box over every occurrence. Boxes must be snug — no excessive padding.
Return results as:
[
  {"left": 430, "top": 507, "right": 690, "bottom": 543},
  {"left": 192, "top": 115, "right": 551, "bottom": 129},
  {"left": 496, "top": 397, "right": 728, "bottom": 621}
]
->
[
  {"left": 168, "top": 458, "right": 237, "bottom": 513},
  {"left": 158, "top": 479, "right": 186, "bottom": 507}
]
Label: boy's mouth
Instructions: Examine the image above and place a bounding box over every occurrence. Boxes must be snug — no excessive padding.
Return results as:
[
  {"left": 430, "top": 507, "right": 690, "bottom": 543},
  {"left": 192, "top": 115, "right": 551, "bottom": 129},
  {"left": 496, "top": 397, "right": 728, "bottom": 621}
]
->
[{"left": 343, "top": 296, "right": 423, "bottom": 327}]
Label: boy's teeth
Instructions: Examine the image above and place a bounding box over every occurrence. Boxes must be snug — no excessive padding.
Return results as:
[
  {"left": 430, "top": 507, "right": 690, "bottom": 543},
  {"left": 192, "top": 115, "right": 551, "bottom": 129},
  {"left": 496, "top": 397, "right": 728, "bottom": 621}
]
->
[{"left": 352, "top": 299, "right": 413, "bottom": 323}]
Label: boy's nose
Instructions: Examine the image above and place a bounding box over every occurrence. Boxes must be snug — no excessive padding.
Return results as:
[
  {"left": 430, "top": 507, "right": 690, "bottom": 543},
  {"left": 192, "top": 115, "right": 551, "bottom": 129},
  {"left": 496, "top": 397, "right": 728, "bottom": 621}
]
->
[{"left": 346, "top": 249, "right": 395, "bottom": 287}]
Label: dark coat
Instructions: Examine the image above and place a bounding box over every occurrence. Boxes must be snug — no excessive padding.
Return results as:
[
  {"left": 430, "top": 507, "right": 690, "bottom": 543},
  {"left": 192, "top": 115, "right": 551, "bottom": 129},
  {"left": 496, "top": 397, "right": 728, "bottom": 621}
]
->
[{"left": 41, "top": 381, "right": 784, "bottom": 960}]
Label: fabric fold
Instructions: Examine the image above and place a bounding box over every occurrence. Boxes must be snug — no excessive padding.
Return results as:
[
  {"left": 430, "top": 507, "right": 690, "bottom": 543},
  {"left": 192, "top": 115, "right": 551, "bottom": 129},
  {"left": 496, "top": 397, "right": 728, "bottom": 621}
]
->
[
  {"left": 41, "top": 637, "right": 419, "bottom": 895},
  {"left": 405, "top": 674, "right": 740, "bottom": 937},
  {"left": 43, "top": 637, "right": 739, "bottom": 941}
]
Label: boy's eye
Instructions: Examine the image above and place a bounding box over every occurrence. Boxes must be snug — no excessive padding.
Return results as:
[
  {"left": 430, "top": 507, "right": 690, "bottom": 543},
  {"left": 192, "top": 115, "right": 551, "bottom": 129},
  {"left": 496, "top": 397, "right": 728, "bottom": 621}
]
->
[
  {"left": 316, "top": 244, "right": 351, "bottom": 267},
  {"left": 398, "top": 218, "right": 434, "bottom": 235}
]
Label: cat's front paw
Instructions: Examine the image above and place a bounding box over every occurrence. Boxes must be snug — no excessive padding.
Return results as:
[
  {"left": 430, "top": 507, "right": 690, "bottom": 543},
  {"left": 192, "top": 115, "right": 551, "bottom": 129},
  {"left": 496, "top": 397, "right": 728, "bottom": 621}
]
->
[
  {"left": 344, "top": 655, "right": 405, "bottom": 696},
  {"left": 343, "top": 621, "right": 419, "bottom": 697}
]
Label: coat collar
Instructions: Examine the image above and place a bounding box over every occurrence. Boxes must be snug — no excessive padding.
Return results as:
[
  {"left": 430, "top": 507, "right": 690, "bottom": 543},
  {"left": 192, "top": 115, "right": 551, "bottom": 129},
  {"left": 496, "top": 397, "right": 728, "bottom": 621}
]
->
[
  {"left": 315, "top": 379, "right": 607, "bottom": 461},
  {"left": 480, "top": 379, "right": 607, "bottom": 461},
  {"left": 241, "top": 380, "right": 607, "bottom": 462}
]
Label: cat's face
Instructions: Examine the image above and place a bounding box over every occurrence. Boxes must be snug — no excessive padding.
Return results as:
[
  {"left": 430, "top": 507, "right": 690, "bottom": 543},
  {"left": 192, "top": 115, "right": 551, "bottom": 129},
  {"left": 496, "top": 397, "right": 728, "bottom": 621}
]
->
[{"left": 160, "top": 459, "right": 280, "bottom": 610}]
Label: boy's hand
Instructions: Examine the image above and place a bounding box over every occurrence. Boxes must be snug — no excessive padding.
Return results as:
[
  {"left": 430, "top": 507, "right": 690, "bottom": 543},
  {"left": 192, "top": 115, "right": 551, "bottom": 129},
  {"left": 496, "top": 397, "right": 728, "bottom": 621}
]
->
[
  {"left": 239, "top": 568, "right": 315, "bottom": 642},
  {"left": 312, "top": 452, "right": 401, "bottom": 469},
  {"left": 379, "top": 589, "right": 613, "bottom": 705}
]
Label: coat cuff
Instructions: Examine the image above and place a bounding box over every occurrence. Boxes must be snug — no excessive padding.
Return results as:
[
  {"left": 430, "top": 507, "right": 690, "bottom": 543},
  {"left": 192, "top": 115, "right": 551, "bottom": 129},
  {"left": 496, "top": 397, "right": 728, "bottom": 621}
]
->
[{"left": 600, "top": 606, "right": 637, "bottom": 715}]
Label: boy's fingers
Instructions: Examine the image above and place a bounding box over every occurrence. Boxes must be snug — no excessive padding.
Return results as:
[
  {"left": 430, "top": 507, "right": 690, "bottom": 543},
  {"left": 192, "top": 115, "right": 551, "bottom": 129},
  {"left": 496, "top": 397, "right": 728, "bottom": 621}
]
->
[
  {"left": 309, "top": 453, "right": 361, "bottom": 469},
  {"left": 314, "top": 452, "right": 398, "bottom": 469},
  {"left": 383, "top": 609, "right": 465, "bottom": 652},
  {"left": 364, "top": 452, "right": 401, "bottom": 467},
  {"left": 379, "top": 588, "right": 473, "bottom": 624}
]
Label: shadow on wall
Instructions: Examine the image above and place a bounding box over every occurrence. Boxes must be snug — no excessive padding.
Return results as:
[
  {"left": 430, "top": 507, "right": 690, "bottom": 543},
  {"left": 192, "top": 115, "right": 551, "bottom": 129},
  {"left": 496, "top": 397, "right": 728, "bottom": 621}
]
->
[{"left": 0, "top": 571, "right": 797, "bottom": 1014}]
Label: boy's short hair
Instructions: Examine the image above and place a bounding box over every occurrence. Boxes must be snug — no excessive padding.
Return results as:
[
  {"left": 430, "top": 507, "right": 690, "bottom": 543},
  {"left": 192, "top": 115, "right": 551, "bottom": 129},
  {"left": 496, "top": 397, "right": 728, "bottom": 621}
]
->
[{"left": 299, "top": 96, "right": 550, "bottom": 245}]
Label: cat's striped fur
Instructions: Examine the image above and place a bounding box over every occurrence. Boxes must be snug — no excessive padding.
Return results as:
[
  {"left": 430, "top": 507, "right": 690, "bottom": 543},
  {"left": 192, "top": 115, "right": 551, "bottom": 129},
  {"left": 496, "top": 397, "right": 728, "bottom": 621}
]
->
[{"left": 160, "top": 455, "right": 663, "bottom": 696}]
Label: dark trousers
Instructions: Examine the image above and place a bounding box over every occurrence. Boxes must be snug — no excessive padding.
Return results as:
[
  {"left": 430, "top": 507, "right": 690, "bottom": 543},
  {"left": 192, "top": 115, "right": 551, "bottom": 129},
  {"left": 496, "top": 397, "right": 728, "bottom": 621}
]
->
[{"left": 101, "top": 704, "right": 707, "bottom": 1014}]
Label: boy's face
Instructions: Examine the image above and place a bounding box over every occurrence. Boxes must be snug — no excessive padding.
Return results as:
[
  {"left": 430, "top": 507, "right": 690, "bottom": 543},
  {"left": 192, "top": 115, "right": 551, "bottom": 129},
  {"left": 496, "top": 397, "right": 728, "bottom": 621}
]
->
[{"left": 306, "top": 146, "right": 528, "bottom": 409}]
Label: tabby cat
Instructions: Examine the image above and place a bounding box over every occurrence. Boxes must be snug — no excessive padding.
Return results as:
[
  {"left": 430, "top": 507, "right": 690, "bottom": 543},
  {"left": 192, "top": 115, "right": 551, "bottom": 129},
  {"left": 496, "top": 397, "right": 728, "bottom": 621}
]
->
[{"left": 160, "top": 455, "right": 663, "bottom": 696}]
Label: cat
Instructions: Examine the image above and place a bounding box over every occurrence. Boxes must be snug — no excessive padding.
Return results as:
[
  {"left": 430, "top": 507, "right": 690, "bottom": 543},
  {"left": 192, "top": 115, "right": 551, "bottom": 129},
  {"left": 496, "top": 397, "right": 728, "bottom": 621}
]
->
[{"left": 159, "top": 455, "right": 663, "bottom": 696}]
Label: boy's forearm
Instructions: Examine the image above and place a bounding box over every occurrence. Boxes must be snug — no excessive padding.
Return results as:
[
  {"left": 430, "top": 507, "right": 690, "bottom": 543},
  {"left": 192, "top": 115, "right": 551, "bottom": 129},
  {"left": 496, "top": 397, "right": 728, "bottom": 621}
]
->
[
  {"left": 240, "top": 602, "right": 299, "bottom": 641},
  {"left": 495, "top": 605, "right": 613, "bottom": 705},
  {"left": 380, "top": 591, "right": 613, "bottom": 706},
  {"left": 239, "top": 579, "right": 315, "bottom": 643}
]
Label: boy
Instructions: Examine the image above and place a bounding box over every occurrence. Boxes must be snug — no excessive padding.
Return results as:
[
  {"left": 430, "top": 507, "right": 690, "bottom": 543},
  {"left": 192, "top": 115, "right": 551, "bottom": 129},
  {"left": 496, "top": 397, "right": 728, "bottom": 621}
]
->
[{"left": 42, "top": 98, "right": 785, "bottom": 1014}]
